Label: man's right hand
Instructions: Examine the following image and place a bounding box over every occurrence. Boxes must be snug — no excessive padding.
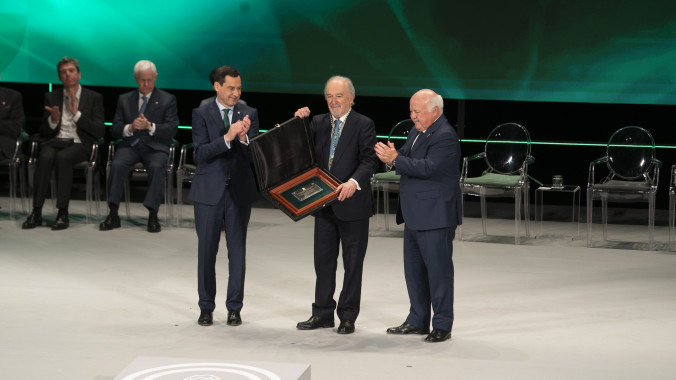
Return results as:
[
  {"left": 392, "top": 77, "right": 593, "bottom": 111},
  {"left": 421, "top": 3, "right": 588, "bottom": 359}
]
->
[
  {"left": 294, "top": 107, "right": 311, "bottom": 119},
  {"left": 45, "top": 105, "right": 60, "bottom": 124}
]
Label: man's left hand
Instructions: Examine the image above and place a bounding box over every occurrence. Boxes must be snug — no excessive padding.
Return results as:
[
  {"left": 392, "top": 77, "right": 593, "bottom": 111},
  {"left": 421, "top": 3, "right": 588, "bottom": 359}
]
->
[{"left": 336, "top": 180, "right": 357, "bottom": 201}]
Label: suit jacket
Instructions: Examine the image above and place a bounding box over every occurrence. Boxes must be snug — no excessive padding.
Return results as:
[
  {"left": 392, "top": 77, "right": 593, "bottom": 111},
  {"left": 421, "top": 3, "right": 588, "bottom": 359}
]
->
[
  {"left": 311, "top": 110, "right": 378, "bottom": 221},
  {"left": 110, "top": 88, "right": 179, "bottom": 154},
  {"left": 0, "top": 86, "right": 24, "bottom": 159},
  {"left": 395, "top": 114, "right": 462, "bottom": 230},
  {"left": 40, "top": 86, "right": 105, "bottom": 155},
  {"left": 189, "top": 100, "right": 259, "bottom": 206}
]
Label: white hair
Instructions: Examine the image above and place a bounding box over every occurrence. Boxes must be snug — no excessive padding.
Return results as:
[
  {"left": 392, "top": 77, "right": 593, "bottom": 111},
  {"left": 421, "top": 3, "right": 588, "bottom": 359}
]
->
[
  {"left": 427, "top": 93, "right": 444, "bottom": 113},
  {"left": 325, "top": 75, "right": 356, "bottom": 97},
  {"left": 133, "top": 60, "right": 157, "bottom": 77}
]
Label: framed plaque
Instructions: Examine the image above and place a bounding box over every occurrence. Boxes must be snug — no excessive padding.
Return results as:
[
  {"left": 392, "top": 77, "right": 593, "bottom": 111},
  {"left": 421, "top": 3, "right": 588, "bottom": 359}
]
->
[
  {"left": 270, "top": 167, "right": 340, "bottom": 218},
  {"left": 250, "top": 117, "right": 342, "bottom": 221}
]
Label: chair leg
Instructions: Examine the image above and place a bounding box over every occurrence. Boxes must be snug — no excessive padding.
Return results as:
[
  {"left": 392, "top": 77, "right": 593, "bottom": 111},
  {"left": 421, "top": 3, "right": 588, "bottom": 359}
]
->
[
  {"left": 480, "top": 195, "right": 487, "bottom": 235},
  {"left": 176, "top": 173, "right": 183, "bottom": 227},
  {"left": 586, "top": 189, "right": 593, "bottom": 248},
  {"left": 8, "top": 163, "right": 17, "bottom": 219},
  {"left": 95, "top": 171, "right": 102, "bottom": 218},
  {"left": 601, "top": 197, "right": 608, "bottom": 241},
  {"left": 514, "top": 189, "right": 521, "bottom": 245},
  {"left": 524, "top": 184, "right": 530, "bottom": 238},
  {"left": 648, "top": 195, "right": 655, "bottom": 251},
  {"left": 384, "top": 186, "right": 390, "bottom": 231},
  {"left": 19, "top": 162, "right": 28, "bottom": 214},
  {"left": 124, "top": 177, "right": 131, "bottom": 219},
  {"left": 85, "top": 167, "right": 93, "bottom": 223},
  {"left": 670, "top": 192, "right": 675, "bottom": 251}
]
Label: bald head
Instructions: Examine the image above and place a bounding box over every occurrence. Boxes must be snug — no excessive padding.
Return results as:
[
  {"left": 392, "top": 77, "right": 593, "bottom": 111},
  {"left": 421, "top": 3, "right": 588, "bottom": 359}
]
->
[{"left": 410, "top": 89, "right": 443, "bottom": 131}]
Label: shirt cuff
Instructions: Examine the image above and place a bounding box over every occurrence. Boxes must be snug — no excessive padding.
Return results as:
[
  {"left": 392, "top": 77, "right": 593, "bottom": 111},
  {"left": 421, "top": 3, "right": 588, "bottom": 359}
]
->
[
  {"left": 48, "top": 117, "right": 58, "bottom": 130},
  {"left": 239, "top": 135, "right": 250, "bottom": 146},
  {"left": 123, "top": 124, "right": 133, "bottom": 137},
  {"left": 149, "top": 123, "right": 156, "bottom": 136},
  {"left": 349, "top": 178, "right": 361, "bottom": 191},
  {"left": 224, "top": 135, "right": 232, "bottom": 149},
  {"left": 73, "top": 111, "right": 82, "bottom": 122}
]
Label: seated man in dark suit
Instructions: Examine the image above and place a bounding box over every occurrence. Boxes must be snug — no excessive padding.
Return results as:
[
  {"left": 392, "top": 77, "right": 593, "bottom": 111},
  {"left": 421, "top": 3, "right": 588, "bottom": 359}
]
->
[
  {"left": 100, "top": 60, "right": 179, "bottom": 233},
  {"left": 22, "top": 57, "right": 105, "bottom": 230},
  {"left": 0, "top": 74, "right": 25, "bottom": 161}
]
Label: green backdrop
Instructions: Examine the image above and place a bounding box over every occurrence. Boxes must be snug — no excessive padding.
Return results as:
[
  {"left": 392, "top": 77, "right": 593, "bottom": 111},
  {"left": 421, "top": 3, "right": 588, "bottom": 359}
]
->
[{"left": 2, "top": 0, "right": 676, "bottom": 104}]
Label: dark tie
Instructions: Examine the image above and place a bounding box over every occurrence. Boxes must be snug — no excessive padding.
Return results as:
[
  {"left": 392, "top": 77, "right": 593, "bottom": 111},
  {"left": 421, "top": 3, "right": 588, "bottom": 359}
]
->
[
  {"left": 328, "top": 119, "right": 341, "bottom": 169},
  {"left": 139, "top": 95, "right": 148, "bottom": 115},
  {"left": 223, "top": 108, "right": 231, "bottom": 134}
]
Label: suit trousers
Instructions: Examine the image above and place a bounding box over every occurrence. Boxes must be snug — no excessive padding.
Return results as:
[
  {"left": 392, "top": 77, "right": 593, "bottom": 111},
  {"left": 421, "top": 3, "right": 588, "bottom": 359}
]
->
[
  {"left": 194, "top": 186, "right": 251, "bottom": 312},
  {"left": 312, "top": 207, "right": 369, "bottom": 322},
  {"left": 32, "top": 143, "right": 88, "bottom": 210},
  {"left": 403, "top": 225, "right": 455, "bottom": 332},
  {"left": 107, "top": 144, "right": 168, "bottom": 211}
]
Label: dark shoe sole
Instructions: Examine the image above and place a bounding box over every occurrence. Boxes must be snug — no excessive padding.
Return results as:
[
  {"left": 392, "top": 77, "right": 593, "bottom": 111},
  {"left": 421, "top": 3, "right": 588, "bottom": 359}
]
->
[
  {"left": 296, "top": 322, "right": 335, "bottom": 330},
  {"left": 99, "top": 222, "right": 121, "bottom": 231}
]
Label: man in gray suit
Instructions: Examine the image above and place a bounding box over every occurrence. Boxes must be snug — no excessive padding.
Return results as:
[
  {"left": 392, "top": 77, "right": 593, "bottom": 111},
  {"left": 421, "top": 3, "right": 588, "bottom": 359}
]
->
[
  {"left": 375, "top": 89, "right": 462, "bottom": 343},
  {"left": 100, "top": 60, "right": 178, "bottom": 233}
]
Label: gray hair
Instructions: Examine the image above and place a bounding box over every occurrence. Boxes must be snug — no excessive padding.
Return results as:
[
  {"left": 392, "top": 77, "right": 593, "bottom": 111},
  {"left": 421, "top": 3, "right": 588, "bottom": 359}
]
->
[
  {"left": 133, "top": 60, "right": 158, "bottom": 77},
  {"left": 427, "top": 93, "right": 444, "bottom": 113},
  {"left": 324, "top": 75, "right": 355, "bottom": 97}
]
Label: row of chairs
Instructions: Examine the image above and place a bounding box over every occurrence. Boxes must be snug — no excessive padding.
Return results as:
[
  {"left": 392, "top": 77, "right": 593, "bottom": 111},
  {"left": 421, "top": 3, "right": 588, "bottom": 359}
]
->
[
  {"left": 2, "top": 124, "right": 672, "bottom": 251},
  {"left": 1, "top": 135, "right": 177, "bottom": 224},
  {"left": 372, "top": 121, "right": 672, "bottom": 251}
]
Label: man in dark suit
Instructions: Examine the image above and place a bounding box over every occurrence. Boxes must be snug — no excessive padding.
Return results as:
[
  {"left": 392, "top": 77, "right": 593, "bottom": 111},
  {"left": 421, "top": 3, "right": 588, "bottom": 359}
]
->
[
  {"left": 294, "top": 76, "right": 378, "bottom": 335},
  {"left": 375, "top": 89, "right": 462, "bottom": 343},
  {"left": 22, "top": 57, "right": 105, "bottom": 230},
  {"left": 190, "top": 66, "right": 259, "bottom": 327},
  {"left": 99, "top": 60, "right": 178, "bottom": 233},
  {"left": 0, "top": 75, "right": 25, "bottom": 160}
]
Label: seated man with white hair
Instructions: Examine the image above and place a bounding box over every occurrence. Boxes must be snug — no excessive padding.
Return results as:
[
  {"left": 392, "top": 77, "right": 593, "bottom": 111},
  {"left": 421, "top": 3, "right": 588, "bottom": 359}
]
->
[{"left": 100, "top": 60, "right": 179, "bottom": 233}]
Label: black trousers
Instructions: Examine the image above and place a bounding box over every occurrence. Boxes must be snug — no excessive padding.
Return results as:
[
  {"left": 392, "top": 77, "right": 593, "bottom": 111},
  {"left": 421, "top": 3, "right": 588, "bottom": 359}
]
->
[{"left": 32, "top": 143, "right": 88, "bottom": 210}]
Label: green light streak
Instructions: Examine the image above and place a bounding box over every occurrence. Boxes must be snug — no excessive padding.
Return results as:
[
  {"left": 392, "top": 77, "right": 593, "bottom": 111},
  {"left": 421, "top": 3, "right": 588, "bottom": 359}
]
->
[{"left": 97, "top": 126, "right": 676, "bottom": 149}]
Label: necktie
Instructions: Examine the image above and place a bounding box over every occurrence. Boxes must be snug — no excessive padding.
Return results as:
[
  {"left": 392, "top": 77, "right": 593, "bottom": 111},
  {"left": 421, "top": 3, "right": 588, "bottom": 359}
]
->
[
  {"left": 328, "top": 119, "right": 341, "bottom": 169},
  {"left": 139, "top": 95, "right": 148, "bottom": 115},
  {"left": 223, "top": 108, "right": 231, "bottom": 133}
]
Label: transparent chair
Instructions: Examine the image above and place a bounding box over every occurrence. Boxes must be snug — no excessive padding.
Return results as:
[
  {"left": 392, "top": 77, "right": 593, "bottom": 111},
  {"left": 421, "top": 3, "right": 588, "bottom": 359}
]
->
[
  {"left": 371, "top": 119, "right": 414, "bottom": 230},
  {"left": 0, "top": 132, "right": 29, "bottom": 218},
  {"left": 587, "top": 126, "right": 660, "bottom": 250},
  {"left": 460, "top": 122, "right": 534, "bottom": 244},
  {"left": 27, "top": 137, "right": 103, "bottom": 223},
  {"left": 106, "top": 139, "right": 177, "bottom": 225},
  {"left": 670, "top": 165, "right": 676, "bottom": 250},
  {"left": 176, "top": 142, "right": 196, "bottom": 227}
]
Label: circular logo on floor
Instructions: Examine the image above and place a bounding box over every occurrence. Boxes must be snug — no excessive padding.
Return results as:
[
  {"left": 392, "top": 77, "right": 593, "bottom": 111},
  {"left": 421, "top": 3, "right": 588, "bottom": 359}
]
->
[{"left": 120, "top": 362, "right": 283, "bottom": 380}]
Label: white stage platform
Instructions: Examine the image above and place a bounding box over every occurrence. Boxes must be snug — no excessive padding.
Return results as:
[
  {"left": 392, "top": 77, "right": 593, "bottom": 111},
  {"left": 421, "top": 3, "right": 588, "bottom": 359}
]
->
[{"left": 1, "top": 198, "right": 675, "bottom": 379}]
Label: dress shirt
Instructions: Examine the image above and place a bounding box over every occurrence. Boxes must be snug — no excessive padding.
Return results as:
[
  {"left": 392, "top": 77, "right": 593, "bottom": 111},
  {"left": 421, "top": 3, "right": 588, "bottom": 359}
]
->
[
  {"left": 123, "top": 90, "right": 156, "bottom": 137},
  {"left": 49, "top": 85, "right": 82, "bottom": 143},
  {"left": 216, "top": 98, "right": 249, "bottom": 148}
]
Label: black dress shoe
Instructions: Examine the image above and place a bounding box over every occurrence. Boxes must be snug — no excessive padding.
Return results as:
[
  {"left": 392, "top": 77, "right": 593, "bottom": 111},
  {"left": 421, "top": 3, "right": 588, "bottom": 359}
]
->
[
  {"left": 198, "top": 310, "right": 213, "bottom": 326},
  {"left": 337, "top": 320, "right": 355, "bottom": 334},
  {"left": 296, "top": 315, "right": 335, "bottom": 330},
  {"left": 425, "top": 328, "right": 451, "bottom": 343},
  {"left": 226, "top": 310, "right": 242, "bottom": 326},
  {"left": 51, "top": 214, "right": 69, "bottom": 230},
  {"left": 99, "top": 214, "right": 121, "bottom": 231},
  {"left": 386, "top": 322, "right": 430, "bottom": 335},
  {"left": 22, "top": 212, "right": 42, "bottom": 229},
  {"left": 147, "top": 214, "right": 161, "bottom": 233}
]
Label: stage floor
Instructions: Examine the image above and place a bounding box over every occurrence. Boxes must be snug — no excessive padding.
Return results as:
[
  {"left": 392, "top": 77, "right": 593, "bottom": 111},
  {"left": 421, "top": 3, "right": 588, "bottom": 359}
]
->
[{"left": 1, "top": 199, "right": 675, "bottom": 379}]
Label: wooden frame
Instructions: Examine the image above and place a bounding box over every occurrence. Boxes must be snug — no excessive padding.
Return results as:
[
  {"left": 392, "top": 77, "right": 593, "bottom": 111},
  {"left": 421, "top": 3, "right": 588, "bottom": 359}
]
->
[{"left": 269, "top": 167, "right": 340, "bottom": 218}]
